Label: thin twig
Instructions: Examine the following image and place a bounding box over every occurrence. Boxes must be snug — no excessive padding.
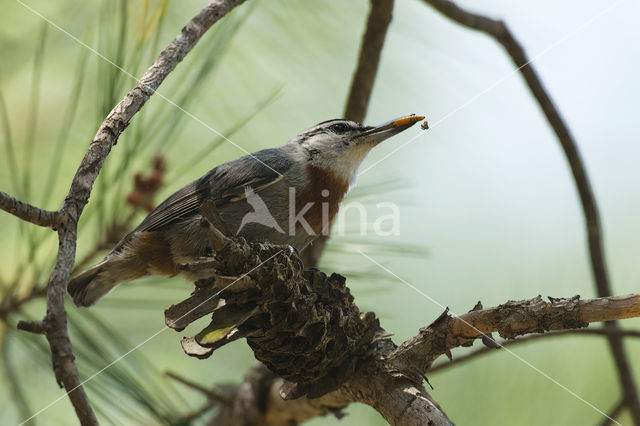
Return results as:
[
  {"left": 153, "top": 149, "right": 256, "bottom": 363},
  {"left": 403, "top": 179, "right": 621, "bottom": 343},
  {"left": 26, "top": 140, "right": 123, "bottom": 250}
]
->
[
  {"left": 0, "top": 286, "right": 47, "bottom": 320},
  {"left": 344, "top": 0, "right": 394, "bottom": 122},
  {"left": 429, "top": 328, "right": 640, "bottom": 374},
  {"left": 176, "top": 400, "right": 219, "bottom": 423},
  {"left": 166, "top": 371, "right": 235, "bottom": 423},
  {"left": 165, "top": 371, "right": 228, "bottom": 404},
  {"left": 421, "top": 1, "right": 640, "bottom": 422},
  {"left": 16, "top": 320, "right": 46, "bottom": 335},
  {"left": 600, "top": 398, "right": 626, "bottom": 426},
  {"left": 0, "top": 191, "right": 58, "bottom": 228},
  {"left": 300, "top": 0, "right": 394, "bottom": 268},
  {"left": 14, "top": 1, "right": 248, "bottom": 424}
]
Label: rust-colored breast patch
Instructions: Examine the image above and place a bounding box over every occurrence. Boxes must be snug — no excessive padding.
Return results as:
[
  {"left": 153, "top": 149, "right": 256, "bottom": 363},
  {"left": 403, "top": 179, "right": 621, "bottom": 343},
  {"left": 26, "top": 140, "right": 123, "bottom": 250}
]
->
[
  {"left": 133, "top": 230, "right": 178, "bottom": 276},
  {"left": 295, "top": 165, "right": 350, "bottom": 234}
]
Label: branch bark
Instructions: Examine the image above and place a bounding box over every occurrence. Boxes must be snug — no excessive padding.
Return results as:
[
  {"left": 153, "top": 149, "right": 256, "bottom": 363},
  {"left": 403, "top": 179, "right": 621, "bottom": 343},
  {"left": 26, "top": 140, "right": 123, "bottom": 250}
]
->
[
  {"left": 300, "top": 0, "right": 394, "bottom": 268},
  {"left": 0, "top": 191, "right": 58, "bottom": 228},
  {"left": 212, "top": 349, "right": 453, "bottom": 426},
  {"left": 391, "top": 294, "right": 639, "bottom": 375},
  {"left": 429, "top": 327, "right": 640, "bottom": 374},
  {"left": 207, "top": 293, "right": 640, "bottom": 425},
  {"left": 421, "top": 0, "right": 640, "bottom": 422},
  {"left": 344, "top": 0, "right": 394, "bottom": 122},
  {"left": 600, "top": 398, "right": 626, "bottom": 426},
  {"left": 12, "top": 1, "right": 248, "bottom": 424}
]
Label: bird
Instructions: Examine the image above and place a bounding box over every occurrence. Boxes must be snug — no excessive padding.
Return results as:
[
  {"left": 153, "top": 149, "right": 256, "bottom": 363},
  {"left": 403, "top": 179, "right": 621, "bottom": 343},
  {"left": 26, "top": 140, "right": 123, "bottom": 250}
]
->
[{"left": 68, "top": 114, "right": 425, "bottom": 307}]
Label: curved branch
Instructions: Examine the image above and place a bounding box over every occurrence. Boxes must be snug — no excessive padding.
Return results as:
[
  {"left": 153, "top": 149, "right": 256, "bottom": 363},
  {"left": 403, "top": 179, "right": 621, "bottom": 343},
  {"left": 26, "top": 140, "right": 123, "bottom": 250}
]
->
[
  {"left": 429, "top": 327, "right": 640, "bottom": 374},
  {"left": 15, "top": 1, "right": 248, "bottom": 424},
  {"left": 600, "top": 399, "right": 626, "bottom": 426},
  {"left": 0, "top": 286, "right": 47, "bottom": 320},
  {"left": 344, "top": 0, "right": 394, "bottom": 122},
  {"left": 301, "top": 0, "right": 394, "bottom": 268},
  {"left": 0, "top": 191, "right": 58, "bottom": 228},
  {"left": 421, "top": 0, "right": 640, "bottom": 421},
  {"left": 392, "top": 294, "right": 640, "bottom": 375}
]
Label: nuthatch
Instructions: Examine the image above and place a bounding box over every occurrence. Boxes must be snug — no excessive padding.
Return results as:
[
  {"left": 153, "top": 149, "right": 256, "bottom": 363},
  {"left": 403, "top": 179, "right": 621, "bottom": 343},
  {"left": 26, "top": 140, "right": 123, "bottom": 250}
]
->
[{"left": 68, "top": 114, "right": 425, "bottom": 306}]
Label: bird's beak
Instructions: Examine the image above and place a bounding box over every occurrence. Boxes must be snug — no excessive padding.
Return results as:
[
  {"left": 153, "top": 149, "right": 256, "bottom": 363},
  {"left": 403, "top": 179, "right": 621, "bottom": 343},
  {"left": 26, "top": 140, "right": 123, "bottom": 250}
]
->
[{"left": 356, "top": 114, "right": 425, "bottom": 146}]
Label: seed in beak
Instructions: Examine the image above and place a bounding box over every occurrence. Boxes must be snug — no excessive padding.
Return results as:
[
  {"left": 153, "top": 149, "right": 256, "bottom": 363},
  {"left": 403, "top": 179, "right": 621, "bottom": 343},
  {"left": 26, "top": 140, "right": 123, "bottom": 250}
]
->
[{"left": 391, "top": 114, "right": 425, "bottom": 128}]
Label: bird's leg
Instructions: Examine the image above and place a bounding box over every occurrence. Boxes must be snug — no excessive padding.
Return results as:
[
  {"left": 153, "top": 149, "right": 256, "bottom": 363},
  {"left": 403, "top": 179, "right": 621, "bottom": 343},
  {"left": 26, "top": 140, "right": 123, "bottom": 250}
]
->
[
  {"left": 200, "top": 201, "right": 231, "bottom": 251},
  {"left": 176, "top": 201, "right": 236, "bottom": 283}
]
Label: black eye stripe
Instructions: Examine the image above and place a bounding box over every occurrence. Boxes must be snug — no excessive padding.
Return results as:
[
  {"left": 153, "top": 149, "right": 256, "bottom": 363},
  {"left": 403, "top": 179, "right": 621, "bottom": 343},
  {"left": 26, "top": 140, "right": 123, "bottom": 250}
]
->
[{"left": 297, "top": 120, "right": 363, "bottom": 144}]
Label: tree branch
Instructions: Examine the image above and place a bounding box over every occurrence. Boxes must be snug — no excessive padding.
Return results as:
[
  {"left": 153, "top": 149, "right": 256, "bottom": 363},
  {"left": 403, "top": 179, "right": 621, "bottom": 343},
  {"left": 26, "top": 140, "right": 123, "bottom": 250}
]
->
[
  {"left": 391, "top": 294, "right": 639, "bottom": 375},
  {"left": 211, "top": 364, "right": 347, "bottom": 426},
  {"left": 14, "top": 1, "right": 248, "bottom": 424},
  {"left": 421, "top": 0, "right": 640, "bottom": 422},
  {"left": 16, "top": 319, "right": 46, "bottom": 335},
  {"left": 0, "top": 286, "right": 47, "bottom": 321},
  {"left": 166, "top": 371, "right": 229, "bottom": 405},
  {"left": 344, "top": 0, "right": 394, "bottom": 122},
  {"left": 600, "top": 398, "right": 626, "bottom": 426},
  {"left": 0, "top": 191, "right": 59, "bottom": 228},
  {"left": 212, "top": 359, "right": 453, "bottom": 426},
  {"left": 300, "top": 0, "right": 394, "bottom": 268},
  {"left": 429, "top": 327, "right": 640, "bottom": 374},
  {"left": 203, "top": 288, "right": 640, "bottom": 425}
]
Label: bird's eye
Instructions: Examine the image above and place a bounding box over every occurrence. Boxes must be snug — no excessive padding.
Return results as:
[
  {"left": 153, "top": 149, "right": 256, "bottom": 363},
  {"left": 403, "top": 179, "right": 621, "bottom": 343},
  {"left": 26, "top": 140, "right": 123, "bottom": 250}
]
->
[{"left": 330, "top": 123, "right": 349, "bottom": 133}]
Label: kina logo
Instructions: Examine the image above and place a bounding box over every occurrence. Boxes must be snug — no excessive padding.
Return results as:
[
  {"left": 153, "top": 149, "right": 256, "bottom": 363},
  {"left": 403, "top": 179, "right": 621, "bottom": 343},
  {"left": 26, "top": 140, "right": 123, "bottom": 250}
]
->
[{"left": 236, "top": 187, "right": 285, "bottom": 235}]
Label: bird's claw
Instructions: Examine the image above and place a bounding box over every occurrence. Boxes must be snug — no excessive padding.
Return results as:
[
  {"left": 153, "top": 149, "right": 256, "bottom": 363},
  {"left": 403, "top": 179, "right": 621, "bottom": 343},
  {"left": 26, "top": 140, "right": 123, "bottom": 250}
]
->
[
  {"left": 286, "top": 245, "right": 299, "bottom": 256},
  {"left": 285, "top": 245, "right": 305, "bottom": 270}
]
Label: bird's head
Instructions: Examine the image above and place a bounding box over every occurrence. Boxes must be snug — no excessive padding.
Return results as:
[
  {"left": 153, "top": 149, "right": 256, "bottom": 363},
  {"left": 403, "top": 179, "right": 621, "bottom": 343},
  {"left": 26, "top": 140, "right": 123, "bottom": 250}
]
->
[{"left": 289, "top": 114, "right": 425, "bottom": 183}]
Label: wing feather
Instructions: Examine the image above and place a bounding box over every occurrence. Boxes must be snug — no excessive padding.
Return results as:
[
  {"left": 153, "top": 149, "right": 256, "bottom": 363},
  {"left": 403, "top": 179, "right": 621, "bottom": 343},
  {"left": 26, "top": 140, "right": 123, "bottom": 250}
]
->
[{"left": 133, "top": 148, "right": 292, "bottom": 233}]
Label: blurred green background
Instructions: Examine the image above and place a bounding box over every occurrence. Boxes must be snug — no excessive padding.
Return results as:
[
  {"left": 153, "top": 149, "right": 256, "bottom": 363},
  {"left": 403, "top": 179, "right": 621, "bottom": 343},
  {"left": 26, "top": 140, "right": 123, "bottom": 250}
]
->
[{"left": 1, "top": 0, "right": 639, "bottom": 424}]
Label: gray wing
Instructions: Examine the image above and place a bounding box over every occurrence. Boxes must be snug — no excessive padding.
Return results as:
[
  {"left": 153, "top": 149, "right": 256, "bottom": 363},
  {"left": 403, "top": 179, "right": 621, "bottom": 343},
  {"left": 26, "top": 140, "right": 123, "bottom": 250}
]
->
[{"left": 133, "top": 148, "right": 292, "bottom": 233}]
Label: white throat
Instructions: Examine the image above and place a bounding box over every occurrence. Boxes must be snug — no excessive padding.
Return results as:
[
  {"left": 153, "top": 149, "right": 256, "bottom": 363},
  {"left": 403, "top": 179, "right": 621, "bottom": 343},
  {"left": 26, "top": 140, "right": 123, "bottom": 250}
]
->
[{"left": 316, "top": 144, "right": 371, "bottom": 185}]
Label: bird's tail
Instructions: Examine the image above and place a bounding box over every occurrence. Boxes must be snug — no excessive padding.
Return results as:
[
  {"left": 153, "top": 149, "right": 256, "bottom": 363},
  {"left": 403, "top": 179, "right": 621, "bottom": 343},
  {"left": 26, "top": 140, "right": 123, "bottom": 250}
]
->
[
  {"left": 68, "top": 257, "right": 143, "bottom": 307},
  {"left": 68, "top": 261, "right": 112, "bottom": 307}
]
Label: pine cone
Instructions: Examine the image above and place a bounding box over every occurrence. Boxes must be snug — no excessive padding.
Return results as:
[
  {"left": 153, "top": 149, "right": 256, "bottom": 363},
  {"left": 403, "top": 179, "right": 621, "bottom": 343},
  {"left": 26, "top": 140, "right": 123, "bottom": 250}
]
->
[{"left": 165, "top": 237, "right": 380, "bottom": 399}]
